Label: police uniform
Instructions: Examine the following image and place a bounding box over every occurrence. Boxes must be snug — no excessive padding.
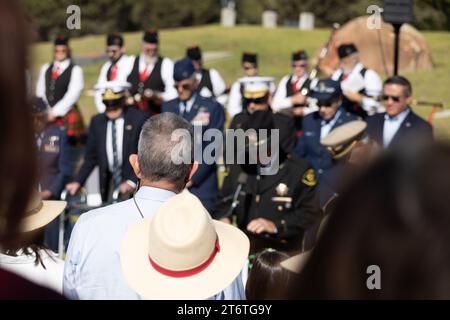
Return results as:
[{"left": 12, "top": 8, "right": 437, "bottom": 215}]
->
[
  {"left": 331, "top": 43, "right": 383, "bottom": 117},
  {"left": 95, "top": 33, "right": 134, "bottom": 113},
  {"left": 36, "top": 35, "right": 85, "bottom": 144},
  {"left": 32, "top": 97, "right": 71, "bottom": 251},
  {"left": 162, "top": 58, "right": 225, "bottom": 212},
  {"left": 75, "top": 82, "right": 148, "bottom": 202},
  {"left": 293, "top": 79, "right": 359, "bottom": 180},
  {"left": 186, "top": 46, "right": 227, "bottom": 105},
  {"left": 227, "top": 52, "right": 276, "bottom": 118},
  {"left": 126, "top": 29, "right": 177, "bottom": 115},
  {"left": 214, "top": 81, "right": 320, "bottom": 254}
]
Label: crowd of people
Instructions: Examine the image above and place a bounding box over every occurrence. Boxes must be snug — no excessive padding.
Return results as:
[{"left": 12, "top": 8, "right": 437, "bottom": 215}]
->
[{"left": 1, "top": 0, "right": 444, "bottom": 300}]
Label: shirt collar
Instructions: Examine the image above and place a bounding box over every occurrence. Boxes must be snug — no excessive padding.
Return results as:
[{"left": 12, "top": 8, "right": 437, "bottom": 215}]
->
[
  {"left": 135, "top": 186, "right": 177, "bottom": 201},
  {"left": 321, "top": 108, "right": 342, "bottom": 126},
  {"left": 53, "top": 58, "right": 70, "bottom": 69},
  {"left": 384, "top": 107, "right": 410, "bottom": 121}
]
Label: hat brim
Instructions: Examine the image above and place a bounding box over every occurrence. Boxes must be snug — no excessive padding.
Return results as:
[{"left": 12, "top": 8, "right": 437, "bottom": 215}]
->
[
  {"left": 21, "top": 201, "right": 67, "bottom": 233},
  {"left": 120, "top": 218, "right": 250, "bottom": 300},
  {"left": 280, "top": 251, "right": 311, "bottom": 274}
]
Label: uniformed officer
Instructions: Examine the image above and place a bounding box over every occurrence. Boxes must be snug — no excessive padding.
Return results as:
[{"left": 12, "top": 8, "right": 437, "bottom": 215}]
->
[
  {"left": 66, "top": 81, "right": 149, "bottom": 203},
  {"left": 162, "top": 58, "right": 225, "bottom": 212},
  {"left": 126, "top": 29, "right": 177, "bottom": 115},
  {"left": 227, "top": 52, "right": 276, "bottom": 119},
  {"left": 331, "top": 43, "right": 383, "bottom": 117},
  {"left": 186, "top": 45, "right": 227, "bottom": 106},
  {"left": 95, "top": 33, "right": 134, "bottom": 113},
  {"left": 32, "top": 97, "right": 71, "bottom": 251},
  {"left": 293, "top": 79, "right": 360, "bottom": 181},
  {"left": 213, "top": 80, "right": 320, "bottom": 254},
  {"left": 35, "top": 35, "right": 85, "bottom": 173}
]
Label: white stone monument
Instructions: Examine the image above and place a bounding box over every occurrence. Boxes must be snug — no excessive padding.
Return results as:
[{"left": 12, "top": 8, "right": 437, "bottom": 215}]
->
[
  {"left": 262, "top": 10, "right": 277, "bottom": 28},
  {"left": 299, "top": 12, "right": 315, "bottom": 30},
  {"left": 221, "top": 7, "right": 236, "bottom": 27}
]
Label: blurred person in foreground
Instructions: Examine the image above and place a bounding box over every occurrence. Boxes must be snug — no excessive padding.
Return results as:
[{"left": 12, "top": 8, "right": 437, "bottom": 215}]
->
[
  {"left": 0, "top": 0, "right": 63, "bottom": 299},
  {"left": 287, "top": 143, "right": 450, "bottom": 299}
]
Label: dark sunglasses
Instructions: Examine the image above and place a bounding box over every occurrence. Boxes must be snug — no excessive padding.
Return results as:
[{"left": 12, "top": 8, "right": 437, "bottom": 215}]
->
[
  {"left": 382, "top": 95, "right": 401, "bottom": 102},
  {"left": 317, "top": 100, "right": 334, "bottom": 107},
  {"left": 292, "top": 63, "right": 307, "bottom": 68},
  {"left": 244, "top": 97, "right": 267, "bottom": 105},
  {"left": 106, "top": 48, "right": 118, "bottom": 54},
  {"left": 174, "top": 83, "right": 191, "bottom": 90}
]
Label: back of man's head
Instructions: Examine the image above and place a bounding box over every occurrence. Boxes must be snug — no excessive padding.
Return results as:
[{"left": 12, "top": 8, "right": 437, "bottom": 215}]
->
[{"left": 138, "top": 113, "right": 194, "bottom": 192}]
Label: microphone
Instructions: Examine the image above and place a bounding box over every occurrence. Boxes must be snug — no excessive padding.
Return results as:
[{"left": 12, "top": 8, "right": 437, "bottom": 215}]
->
[{"left": 224, "top": 172, "right": 248, "bottom": 218}]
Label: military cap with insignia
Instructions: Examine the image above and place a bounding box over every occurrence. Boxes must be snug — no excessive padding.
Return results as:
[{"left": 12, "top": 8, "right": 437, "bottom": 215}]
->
[
  {"left": 143, "top": 28, "right": 158, "bottom": 44},
  {"left": 308, "top": 78, "right": 342, "bottom": 102},
  {"left": 186, "top": 45, "right": 202, "bottom": 61},
  {"left": 240, "top": 76, "right": 274, "bottom": 100},
  {"left": 54, "top": 35, "right": 69, "bottom": 46},
  {"left": 107, "top": 32, "right": 124, "bottom": 47},
  {"left": 321, "top": 120, "right": 367, "bottom": 159},
  {"left": 242, "top": 52, "right": 257, "bottom": 65},
  {"left": 173, "top": 57, "right": 195, "bottom": 81},
  {"left": 94, "top": 81, "right": 131, "bottom": 109},
  {"left": 292, "top": 50, "right": 308, "bottom": 62},
  {"left": 337, "top": 43, "right": 358, "bottom": 59}
]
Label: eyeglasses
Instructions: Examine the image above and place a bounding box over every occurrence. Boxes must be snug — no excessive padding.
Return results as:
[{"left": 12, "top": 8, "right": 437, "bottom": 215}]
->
[
  {"left": 292, "top": 63, "right": 307, "bottom": 68},
  {"left": 174, "top": 83, "right": 191, "bottom": 91},
  {"left": 244, "top": 97, "right": 267, "bottom": 105},
  {"left": 317, "top": 100, "right": 334, "bottom": 107},
  {"left": 243, "top": 65, "right": 256, "bottom": 71},
  {"left": 106, "top": 48, "right": 118, "bottom": 54},
  {"left": 382, "top": 95, "right": 402, "bottom": 102}
]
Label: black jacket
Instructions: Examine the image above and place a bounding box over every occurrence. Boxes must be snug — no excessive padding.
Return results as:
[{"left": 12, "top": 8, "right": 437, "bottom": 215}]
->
[{"left": 76, "top": 107, "right": 148, "bottom": 200}]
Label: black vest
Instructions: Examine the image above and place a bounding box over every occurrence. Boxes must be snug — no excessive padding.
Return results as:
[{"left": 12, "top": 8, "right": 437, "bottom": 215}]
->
[
  {"left": 286, "top": 75, "right": 296, "bottom": 97},
  {"left": 338, "top": 67, "right": 368, "bottom": 118},
  {"left": 45, "top": 62, "right": 74, "bottom": 107},
  {"left": 127, "top": 56, "right": 165, "bottom": 95},
  {"left": 197, "top": 69, "right": 214, "bottom": 96}
]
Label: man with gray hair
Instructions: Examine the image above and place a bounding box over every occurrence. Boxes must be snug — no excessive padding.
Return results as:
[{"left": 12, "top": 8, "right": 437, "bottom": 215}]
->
[{"left": 63, "top": 113, "right": 246, "bottom": 299}]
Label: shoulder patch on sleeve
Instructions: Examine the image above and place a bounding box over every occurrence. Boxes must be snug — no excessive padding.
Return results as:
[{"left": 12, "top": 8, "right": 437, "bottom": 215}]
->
[{"left": 301, "top": 168, "right": 317, "bottom": 187}]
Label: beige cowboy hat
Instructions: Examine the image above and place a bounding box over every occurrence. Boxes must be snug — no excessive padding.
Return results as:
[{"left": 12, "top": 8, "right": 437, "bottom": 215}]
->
[
  {"left": 21, "top": 192, "right": 67, "bottom": 232},
  {"left": 120, "top": 191, "right": 250, "bottom": 300},
  {"left": 280, "top": 251, "right": 312, "bottom": 274},
  {"left": 321, "top": 120, "right": 367, "bottom": 159}
]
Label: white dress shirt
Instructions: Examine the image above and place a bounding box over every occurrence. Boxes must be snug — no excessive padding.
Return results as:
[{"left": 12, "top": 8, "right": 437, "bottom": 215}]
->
[
  {"left": 138, "top": 55, "right": 178, "bottom": 102},
  {"left": 196, "top": 68, "right": 227, "bottom": 99},
  {"left": 63, "top": 186, "right": 246, "bottom": 300},
  {"left": 106, "top": 117, "right": 124, "bottom": 172},
  {"left": 227, "top": 77, "right": 276, "bottom": 118},
  {"left": 95, "top": 55, "right": 134, "bottom": 113},
  {"left": 36, "top": 58, "right": 84, "bottom": 117},
  {"left": 179, "top": 93, "right": 197, "bottom": 116},
  {"left": 383, "top": 108, "right": 410, "bottom": 148},
  {"left": 0, "top": 250, "right": 64, "bottom": 294},
  {"left": 332, "top": 62, "right": 383, "bottom": 114},
  {"left": 320, "top": 109, "right": 342, "bottom": 140}
]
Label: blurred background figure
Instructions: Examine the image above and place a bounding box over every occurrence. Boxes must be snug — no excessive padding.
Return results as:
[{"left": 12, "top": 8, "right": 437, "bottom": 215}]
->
[
  {"left": 0, "top": 0, "right": 62, "bottom": 299},
  {"left": 162, "top": 58, "right": 225, "bottom": 212},
  {"left": 0, "top": 192, "right": 67, "bottom": 294},
  {"left": 366, "top": 75, "right": 433, "bottom": 149},
  {"left": 288, "top": 143, "right": 450, "bottom": 299},
  {"left": 66, "top": 82, "right": 148, "bottom": 203},
  {"left": 32, "top": 96, "right": 71, "bottom": 251},
  {"left": 95, "top": 33, "right": 134, "bottom": 113},
  {"left": 331, "top": 43, "right": 382, "bottom": 118},
  {"left": 186, "top": 45, "right": 227, "bottom": 106},
  {"left": 126, "top": 29, "right": 177, "bottom": 115},
  {"left": 227, "top": 52, "right": 276, "bottom": 119},
  {"left": 246, "top": 248, "right": 293, "bottom": 300}
]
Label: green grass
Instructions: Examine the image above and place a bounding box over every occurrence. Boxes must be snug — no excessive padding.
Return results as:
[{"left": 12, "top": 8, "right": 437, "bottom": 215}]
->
[{"left": 31, "top": 25, "right": 450, "bottom": 139}]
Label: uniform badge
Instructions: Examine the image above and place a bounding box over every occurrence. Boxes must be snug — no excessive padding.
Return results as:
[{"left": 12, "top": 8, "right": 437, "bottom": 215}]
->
[
  {"left": 301, "top": 168, "right": 317, "bottom": 187},
  {"left": 191, "top": 106, "right": 210, "bottom": 126},
  {"left": 125, "top": 124, "right": 133, "bottom": 131},
  {"left": 275, "top": 183, "right": 289, "bottom": 196},
  {"left": 44, "top": 136, "right": 60, "bottom": 153},
  {"left": 405, "top": 122, "right": 411, "bottom": 128}
]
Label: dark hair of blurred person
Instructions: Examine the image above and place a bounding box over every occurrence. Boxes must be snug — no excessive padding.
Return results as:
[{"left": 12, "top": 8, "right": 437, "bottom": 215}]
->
[
  {"left": 0, "top": 0, "right": 62, "bottom": 299},
  {"left": 246, "top": 249, "right": 293, "bottom": 299},
  {"left": 288, "top": 143, "right": 450, "bottom": 299}
]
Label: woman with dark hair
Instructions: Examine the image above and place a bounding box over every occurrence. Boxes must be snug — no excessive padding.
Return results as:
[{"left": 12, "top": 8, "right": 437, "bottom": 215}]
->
[
  {"left": 0, "top": 0, "right": 62, "bottom": 299},
  {"left": 246, "top": 249, "right": 293, "bottom": 299},
  {"left": 288, "top": 143, "right": 450, "bottom": 299}
]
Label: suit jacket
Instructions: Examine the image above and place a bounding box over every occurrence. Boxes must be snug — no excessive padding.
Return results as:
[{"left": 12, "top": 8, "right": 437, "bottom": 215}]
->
[
  {"left": 366, "top": 109, "right": 433, "bottom": 148},
  {"left": 293, "top": 108, "right": 359, "bottom": 178},
  {"left": 76, "top": 107, "right": 148, "bottom": 201},
  {"left": 37, "top": 124, "right": 71, "bottom": 198},
  {"left": 162, "top": 93, "right": 225, "bottom": 212}
]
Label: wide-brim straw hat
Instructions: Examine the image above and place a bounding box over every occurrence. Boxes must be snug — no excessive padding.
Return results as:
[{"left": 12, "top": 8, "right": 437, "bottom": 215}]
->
[{"left": 21, "top": 192, "right": 67, "bottom": 232}]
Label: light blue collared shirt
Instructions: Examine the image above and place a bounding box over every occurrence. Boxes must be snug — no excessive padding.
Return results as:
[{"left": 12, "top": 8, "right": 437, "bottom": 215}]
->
[
  {"left": 383, "top": 108, "right": 410, "bottom": 148},
  {"left": 320, "top": 109, "right": 342, "bottom": 139},
  {"left": 63, "top": 186, "right": 246, "bottom": 300}
]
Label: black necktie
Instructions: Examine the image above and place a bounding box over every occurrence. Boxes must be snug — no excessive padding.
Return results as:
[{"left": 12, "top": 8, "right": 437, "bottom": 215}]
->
[
  {"left": 111, "top": 119, "right": 122, "bottom": 189},
  {"left": 180, "top": 100, "right": 188, "bottom": 118}
]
